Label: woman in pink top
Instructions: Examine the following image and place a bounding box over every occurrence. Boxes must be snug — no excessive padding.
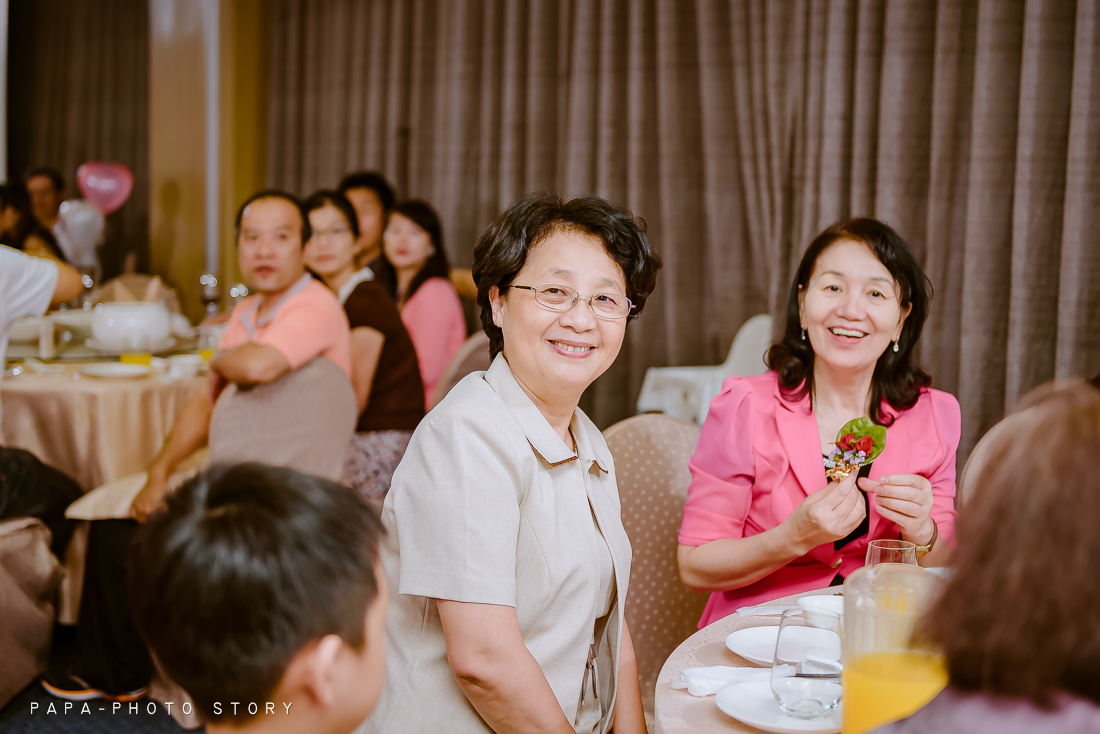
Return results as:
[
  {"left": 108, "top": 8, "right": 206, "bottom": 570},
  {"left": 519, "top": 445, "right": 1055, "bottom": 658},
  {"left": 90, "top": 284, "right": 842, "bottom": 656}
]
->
[
  {"left": 678, "top": 218, "right": 959, "bottom": 628},
  {"left": 376, "top": 200, "right": 467, "bottom": 409}
]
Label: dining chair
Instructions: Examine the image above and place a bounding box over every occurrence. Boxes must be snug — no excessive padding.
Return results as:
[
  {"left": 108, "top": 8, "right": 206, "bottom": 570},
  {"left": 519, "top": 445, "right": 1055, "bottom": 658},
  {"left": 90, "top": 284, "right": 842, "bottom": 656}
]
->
[
  {"left": 603, "top": 414, "right": 707, "bottom": 727},
  {"left": 0, "top": 517, "right": 61, "bottom": 709},
  {"left": 430, "top": 330, "right": 491, "bottom": 408},
  {"left": 635, "top": 313, "right": 772, "bottom": 425}
]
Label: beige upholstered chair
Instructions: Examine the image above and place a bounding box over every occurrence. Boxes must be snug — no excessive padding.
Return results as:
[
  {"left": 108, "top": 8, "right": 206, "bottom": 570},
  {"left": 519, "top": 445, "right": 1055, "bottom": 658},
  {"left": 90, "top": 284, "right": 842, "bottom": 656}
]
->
[
  {"left": 209, "top": 356, "right": 357, "bottom": 482},
  {"left": 430, "top": 330, "right": 491, "bottom": 408},
  {"left": 0, "top": 518, "right": 62, "bottom": 708},
  {"left": 603, "top": 414, "right": 707, "bottom": 724}
]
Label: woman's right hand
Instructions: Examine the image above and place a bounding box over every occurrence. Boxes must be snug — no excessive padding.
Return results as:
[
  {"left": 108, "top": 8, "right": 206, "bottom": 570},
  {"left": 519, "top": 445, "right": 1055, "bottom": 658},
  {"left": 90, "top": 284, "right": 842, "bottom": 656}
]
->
[
  {"left": 130, "top": 471, "right": 171, "bottom": 523},
  {"left": 781, "top": 471, "right": 866, "bottom": 554}
]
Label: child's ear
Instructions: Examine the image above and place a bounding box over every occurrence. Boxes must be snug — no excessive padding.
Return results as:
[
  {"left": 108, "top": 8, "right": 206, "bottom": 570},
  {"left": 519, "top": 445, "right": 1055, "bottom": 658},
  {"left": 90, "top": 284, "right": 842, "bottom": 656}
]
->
[{"left": 285, "top": 634, "right": 344, "bottom": 708}]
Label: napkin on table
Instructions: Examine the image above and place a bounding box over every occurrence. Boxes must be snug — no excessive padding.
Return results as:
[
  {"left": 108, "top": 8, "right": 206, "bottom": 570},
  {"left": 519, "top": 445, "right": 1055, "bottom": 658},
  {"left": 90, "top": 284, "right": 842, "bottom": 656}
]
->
[
  {"left": 736, "top": 604, "right": 799, "bottom": 617},
  {"left": 671, "top": 666, "right": 771, "bottom": 696}
]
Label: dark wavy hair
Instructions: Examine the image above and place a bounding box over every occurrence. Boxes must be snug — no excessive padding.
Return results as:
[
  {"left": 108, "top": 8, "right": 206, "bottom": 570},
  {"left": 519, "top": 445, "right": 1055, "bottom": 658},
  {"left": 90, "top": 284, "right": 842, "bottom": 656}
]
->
[
  {"left": 0, "top": 183, "right": 67, "bottom": 261},
  {"left": 473, "top": 191, "right": 663, "bottom": 360},
  {"left": 374, "top": 199, "right": 450, "bottom": 303},
  {"left": 765, "top": 217, "right": 932, "bottom": 425}
]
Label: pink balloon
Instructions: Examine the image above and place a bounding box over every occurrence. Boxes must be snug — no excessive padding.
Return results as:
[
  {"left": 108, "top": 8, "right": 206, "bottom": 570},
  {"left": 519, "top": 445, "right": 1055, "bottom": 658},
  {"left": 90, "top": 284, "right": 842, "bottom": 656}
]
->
[{"left": 76, "top": 162, "right": 134, "bottom": 214}]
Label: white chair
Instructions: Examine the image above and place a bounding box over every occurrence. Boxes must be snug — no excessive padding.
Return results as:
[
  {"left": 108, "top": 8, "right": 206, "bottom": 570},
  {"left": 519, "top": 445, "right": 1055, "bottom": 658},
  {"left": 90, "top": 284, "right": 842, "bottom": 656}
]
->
[{"left": 636, "top": 314, "right": 772, "bottom": 425}]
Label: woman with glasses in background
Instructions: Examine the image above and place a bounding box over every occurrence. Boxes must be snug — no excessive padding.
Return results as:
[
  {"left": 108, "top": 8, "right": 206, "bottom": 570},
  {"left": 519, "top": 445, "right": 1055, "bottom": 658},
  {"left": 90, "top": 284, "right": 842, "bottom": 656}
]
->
[
  {"left": 362, "top": 192, "right": 661, "bottom": 734},
  {"left": 303, "top": 190, "right": 425, "bottom": 504},
  {"left": 374, "top": 200, "right": 466, "bottom": 409}
]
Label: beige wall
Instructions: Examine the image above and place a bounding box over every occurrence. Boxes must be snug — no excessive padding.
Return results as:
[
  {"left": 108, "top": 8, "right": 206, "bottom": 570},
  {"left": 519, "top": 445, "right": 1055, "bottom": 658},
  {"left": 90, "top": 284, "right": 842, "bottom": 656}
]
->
[{"left": 149, "top": 0, "right": 268, "bottom": 323}]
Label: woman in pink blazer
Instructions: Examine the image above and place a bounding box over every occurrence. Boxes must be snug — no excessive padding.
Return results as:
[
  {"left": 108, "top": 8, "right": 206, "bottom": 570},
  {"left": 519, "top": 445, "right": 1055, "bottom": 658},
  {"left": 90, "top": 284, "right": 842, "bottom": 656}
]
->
[
  {"left": 375, "top": 200, "right": 467, "bottom": 409},
  {"left": 678, "top": 218, "right": 959, "bottom": 628}
]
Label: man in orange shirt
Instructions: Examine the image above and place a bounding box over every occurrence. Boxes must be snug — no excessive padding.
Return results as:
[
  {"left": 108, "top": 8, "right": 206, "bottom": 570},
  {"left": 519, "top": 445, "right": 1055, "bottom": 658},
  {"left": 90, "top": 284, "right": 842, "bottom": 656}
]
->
[
  {"left": 130, "top": 190, "right": 351, "bottom": 520},
  {"left": 43, "top": 191, "right": 354, "bottom": 703}
]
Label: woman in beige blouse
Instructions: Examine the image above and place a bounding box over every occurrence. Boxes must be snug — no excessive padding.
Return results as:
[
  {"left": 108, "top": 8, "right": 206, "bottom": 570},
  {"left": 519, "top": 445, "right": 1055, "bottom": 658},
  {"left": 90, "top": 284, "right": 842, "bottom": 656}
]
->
[{"left": 361, "top": 192, "right": 662, "bottom": 734}]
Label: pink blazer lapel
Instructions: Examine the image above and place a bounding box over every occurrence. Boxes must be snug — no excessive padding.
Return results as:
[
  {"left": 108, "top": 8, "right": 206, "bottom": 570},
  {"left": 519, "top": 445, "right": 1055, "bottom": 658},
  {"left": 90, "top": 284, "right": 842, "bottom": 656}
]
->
[{"left": 774, "top": 387, "right": 827, "bottom": 497}]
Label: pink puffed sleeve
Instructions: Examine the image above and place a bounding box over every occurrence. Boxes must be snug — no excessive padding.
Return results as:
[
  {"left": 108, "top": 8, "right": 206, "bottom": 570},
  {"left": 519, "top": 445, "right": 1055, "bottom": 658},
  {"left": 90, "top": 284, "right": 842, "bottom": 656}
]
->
[
  {"left": 923, "top": 389, "right": 961, "bottom": 549},
  {"left": 678, "top": 378, "right": 758, "bottom": 546}
]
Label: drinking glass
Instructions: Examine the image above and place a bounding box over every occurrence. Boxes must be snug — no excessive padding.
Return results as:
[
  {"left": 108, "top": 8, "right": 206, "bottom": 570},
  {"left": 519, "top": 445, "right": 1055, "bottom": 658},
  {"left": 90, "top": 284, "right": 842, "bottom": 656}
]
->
[
  {"left": 865, "top": 539, "right": 918, "bottom": 567},
  {"left": 770, "top": 609, "right": 843, "bottom": 719}
]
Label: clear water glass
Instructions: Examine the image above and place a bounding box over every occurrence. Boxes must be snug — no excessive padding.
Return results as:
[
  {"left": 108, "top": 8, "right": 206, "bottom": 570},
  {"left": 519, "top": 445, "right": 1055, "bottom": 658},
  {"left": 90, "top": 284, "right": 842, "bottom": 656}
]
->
[
  {"left": 865, "top": 539, "right": 918, "bottom": 567},
  {"left": 770, "top": 609, "right": 843, "bottom": 719}
]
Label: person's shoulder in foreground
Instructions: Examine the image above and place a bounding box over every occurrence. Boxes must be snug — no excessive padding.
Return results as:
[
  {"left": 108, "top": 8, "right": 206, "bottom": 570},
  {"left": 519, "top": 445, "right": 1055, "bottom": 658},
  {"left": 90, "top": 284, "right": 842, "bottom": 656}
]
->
[
  {"left": 129, "top": 463, "right": 388, "bottom": 734},
  {"left": 873, "top": 686, "right": 1100, "bottom": 734}
]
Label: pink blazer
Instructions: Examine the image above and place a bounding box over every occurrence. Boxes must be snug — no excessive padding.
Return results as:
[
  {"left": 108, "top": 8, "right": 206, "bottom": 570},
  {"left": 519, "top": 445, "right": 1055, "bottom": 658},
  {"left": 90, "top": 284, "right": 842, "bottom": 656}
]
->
[
  {"left": 679, "top": 371, "right": 960, "bottom": 627},
  {"left": 401, "top": 277, "right": 467, "bottom": 409}
]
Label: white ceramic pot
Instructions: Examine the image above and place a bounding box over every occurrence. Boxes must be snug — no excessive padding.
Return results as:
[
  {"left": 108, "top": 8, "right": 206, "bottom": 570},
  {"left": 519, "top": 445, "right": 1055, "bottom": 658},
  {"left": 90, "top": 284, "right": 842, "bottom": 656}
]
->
[{"left": 92, "top": 302, "right": 172, "bottom": 344}]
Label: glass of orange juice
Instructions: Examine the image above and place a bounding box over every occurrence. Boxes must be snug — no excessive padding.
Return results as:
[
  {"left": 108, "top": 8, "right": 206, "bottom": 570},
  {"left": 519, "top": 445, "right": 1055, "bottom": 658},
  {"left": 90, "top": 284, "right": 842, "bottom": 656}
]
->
[
  {"left": 119, "top": 353, "right": 153, "bottom": 365},
  {"left": 842, "top": 564, "right": 946, "bottom": 733}
]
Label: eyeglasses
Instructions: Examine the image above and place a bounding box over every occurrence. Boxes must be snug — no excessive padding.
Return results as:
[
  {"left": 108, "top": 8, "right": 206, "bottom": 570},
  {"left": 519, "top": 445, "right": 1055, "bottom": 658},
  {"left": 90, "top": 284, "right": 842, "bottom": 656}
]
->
[
  {"left": 311, "top": 225, "right": 352, "bottom": 240},
  {"left": 509, "top": 284, "right": 632, "bottom": 320}
]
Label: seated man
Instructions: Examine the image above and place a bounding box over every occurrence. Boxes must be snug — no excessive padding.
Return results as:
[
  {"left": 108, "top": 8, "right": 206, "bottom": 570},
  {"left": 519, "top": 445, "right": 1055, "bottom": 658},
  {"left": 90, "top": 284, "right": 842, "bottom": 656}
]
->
[
  {"left": 130, "top": 463, "right": 388, "bottom": 734},
  {"left": 42, "top": 191, "right": 355, "bottom": 701},
  {"left": 131, "top": 189, "right": 353, "bottom": 521}
]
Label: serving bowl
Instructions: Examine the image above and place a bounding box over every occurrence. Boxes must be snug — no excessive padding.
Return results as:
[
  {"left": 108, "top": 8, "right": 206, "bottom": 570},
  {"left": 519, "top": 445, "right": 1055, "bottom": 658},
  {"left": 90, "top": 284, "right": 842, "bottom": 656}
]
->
[
  {"left": 91, "top": 302, "right": 172, "bottom": 345},
  {"left": 798, "top": 595, "right": 845, "bottom": 630}
]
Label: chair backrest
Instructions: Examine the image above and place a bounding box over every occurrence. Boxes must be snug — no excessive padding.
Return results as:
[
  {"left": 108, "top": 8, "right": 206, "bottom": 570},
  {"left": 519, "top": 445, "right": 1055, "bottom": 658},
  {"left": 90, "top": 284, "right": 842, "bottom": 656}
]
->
[
  {"left": 603, "top": 414, "right": 707, "bottom": 717},
  {"left": 431, "top": 330, "right": 491, "bottom": 408},
  {"left": 209, "top": 356, "right": 357, "bottom": 482},
  {"left": 721, "top": 313, "right": 773, "bottom": 376}
]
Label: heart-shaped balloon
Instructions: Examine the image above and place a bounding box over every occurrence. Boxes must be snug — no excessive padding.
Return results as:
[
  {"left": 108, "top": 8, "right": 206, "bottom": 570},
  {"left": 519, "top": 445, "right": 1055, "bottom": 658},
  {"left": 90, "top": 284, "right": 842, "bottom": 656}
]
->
[{"left": 76, "top": 162, "right": 134, "bottom": 214}]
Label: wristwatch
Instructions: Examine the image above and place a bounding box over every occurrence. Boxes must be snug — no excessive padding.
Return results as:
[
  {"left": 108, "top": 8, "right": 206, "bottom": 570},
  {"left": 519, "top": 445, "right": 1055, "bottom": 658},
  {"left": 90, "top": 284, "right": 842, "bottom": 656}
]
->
[{"left": 911, "top": 519, "right": 939, "bottom": 557}]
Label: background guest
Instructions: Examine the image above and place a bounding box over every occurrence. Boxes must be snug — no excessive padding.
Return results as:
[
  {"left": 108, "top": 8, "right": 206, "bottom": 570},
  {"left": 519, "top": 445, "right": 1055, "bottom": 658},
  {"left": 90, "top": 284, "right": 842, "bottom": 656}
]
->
[
  {"left": 876, "top": 383, "right": 1100, "bottom": 733},
  {"left": 0, "top": 245, "right": 83, "bottom": 420},
  {"left": 0, "top": 184, "right": 68, "bottom": 262},
  {"left": 40, "top": 190, "right": 354, "bottom": 703},
  {"left": 24, "top": 166, "right": 64, "bottom": 233},
  {"left": 303, "top": 190, "right": 425, "bottom": 503},
  {"left": 363, "top": 192, "right": 660, "bottom": 734},
  {"left": 339, "top": 171, "right": 395, "bottom": 271},
  {"left": 678, "top": 218, "right": 958, "bottom": 627},
  {"left": 375, "top": 200, "right": 466, "bottom": 409},
  {"left": 131, "top": 463, "right": 389, "bottom": 734}
]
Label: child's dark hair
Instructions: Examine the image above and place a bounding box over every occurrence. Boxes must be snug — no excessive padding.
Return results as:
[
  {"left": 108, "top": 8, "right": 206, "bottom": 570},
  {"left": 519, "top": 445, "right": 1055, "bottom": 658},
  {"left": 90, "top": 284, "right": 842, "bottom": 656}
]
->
[{"left": 130, "top": 463, "right": 385, "bottom": 723}]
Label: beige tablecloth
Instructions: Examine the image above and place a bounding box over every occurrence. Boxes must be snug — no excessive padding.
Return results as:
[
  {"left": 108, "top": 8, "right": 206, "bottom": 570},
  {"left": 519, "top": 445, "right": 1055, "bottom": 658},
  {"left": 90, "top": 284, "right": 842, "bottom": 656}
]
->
[
  {"left": 0, "top": 363, "right": 204, "bottom": 490},
  {"left": 655, "top": 588, "right": 840, "bottom": 734}
]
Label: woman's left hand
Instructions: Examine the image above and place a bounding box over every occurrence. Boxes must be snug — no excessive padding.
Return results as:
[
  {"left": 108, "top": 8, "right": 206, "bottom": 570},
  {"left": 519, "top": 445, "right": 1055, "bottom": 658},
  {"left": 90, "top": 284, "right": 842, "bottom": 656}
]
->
[{"left": 858, "top": 474, "right": 935, "bottom": 545}]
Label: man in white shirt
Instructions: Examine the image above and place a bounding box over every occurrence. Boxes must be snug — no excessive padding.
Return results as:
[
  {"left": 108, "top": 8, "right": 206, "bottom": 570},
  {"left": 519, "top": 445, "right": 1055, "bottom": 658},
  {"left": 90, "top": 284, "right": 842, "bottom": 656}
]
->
[{"left": 0, "top": 245, "right": 84, "bottom": 422}]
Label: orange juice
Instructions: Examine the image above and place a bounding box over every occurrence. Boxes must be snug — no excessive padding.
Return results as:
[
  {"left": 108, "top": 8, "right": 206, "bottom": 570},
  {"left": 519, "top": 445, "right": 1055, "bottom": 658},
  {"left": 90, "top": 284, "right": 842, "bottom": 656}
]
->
[
  {"left": 199, "top": 348, "right": 216, "bottom": 361},
  {"left": 842, "top": 651, "right": 947, "bottom": 733},
  {"left": 119, "top": 353, "right": 153, "bottom": 365}
]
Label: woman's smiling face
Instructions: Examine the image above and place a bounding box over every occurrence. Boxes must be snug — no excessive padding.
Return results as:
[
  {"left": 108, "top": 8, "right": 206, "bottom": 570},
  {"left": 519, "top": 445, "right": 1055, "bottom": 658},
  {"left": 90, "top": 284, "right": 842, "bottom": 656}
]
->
[
  {"left": 799, "top": 238, "right": 911, "bottom": 374},
  {"left": 490, "top": 229, "right": 628, "bottom": 404}
]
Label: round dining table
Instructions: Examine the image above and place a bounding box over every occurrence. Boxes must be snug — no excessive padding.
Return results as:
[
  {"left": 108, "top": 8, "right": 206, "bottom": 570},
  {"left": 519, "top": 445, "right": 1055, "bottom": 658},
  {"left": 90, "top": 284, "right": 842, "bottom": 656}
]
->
[
  {"left": 0, "top": 362, "right": 204, "bottom": 490},
  {"left": 655, "top": 587, "right": 841, "bottom": 734}
]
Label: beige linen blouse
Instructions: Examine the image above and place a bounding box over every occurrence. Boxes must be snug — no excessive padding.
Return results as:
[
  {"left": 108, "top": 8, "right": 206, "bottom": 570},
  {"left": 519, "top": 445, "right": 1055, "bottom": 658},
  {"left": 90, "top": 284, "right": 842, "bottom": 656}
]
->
[{"left": 359, "top": 354, "right": 632, "bottom": 734}]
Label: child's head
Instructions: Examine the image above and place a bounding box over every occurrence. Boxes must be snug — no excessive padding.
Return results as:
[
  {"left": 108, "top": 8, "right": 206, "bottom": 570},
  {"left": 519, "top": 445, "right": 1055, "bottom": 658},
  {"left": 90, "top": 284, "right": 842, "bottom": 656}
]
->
[{"left": 130, "top": 462, "right": 387, "bottom": 733}]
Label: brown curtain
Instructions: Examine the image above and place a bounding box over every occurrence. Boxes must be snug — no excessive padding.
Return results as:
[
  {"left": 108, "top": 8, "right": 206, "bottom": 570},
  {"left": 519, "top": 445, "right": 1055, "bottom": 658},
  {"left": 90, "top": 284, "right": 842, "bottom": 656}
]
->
[
  {"left": 6, "top": 0, "right": 150, "bottom": 278},
  {"left": 266, "top": 0, "right": 1100, "bottom": 464}
]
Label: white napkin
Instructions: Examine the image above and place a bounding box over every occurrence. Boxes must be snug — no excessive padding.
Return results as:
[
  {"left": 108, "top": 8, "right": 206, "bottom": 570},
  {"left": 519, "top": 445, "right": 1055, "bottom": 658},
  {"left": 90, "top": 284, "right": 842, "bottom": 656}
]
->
[
  {"left": 737, "top": 604, "right": 800, "bottom": 617},
  {"left": 671, "top": 666, "right": 772, "bottom": 696}
]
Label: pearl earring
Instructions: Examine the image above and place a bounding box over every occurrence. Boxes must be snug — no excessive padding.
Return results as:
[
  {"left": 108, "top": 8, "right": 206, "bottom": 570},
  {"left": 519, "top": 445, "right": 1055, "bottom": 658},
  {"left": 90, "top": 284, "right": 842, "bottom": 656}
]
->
[
  {"left": 801, "top": 328, "right": 806, "bottom": 341},
  {"left": 893, "top": 339, "right": 900, "bottom": 353}
]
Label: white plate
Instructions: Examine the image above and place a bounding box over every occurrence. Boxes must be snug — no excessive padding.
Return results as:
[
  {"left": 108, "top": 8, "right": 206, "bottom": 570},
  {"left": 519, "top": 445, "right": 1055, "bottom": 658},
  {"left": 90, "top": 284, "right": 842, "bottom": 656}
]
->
[
  {"left": 85, "top": 337, "right": 176, "bottom": 353},
  {"left": 82, "top": 363, "right": 152, "bottom": 379},
  {"left": 716, "top": 680, "right": 842, "bottom": 734},
  {"left": 725, "top": 626, "right": 842, "bottom": 666}
]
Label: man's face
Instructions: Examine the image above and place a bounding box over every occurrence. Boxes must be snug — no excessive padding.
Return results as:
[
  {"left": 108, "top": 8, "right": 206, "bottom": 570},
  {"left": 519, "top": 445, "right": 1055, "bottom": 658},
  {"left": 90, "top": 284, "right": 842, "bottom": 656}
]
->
[
  {"left": 26, "top": 175, "right": 62, "bottom": 224},
  {"left": 237, "top": 198, "right": 306, "bottom": 295}
]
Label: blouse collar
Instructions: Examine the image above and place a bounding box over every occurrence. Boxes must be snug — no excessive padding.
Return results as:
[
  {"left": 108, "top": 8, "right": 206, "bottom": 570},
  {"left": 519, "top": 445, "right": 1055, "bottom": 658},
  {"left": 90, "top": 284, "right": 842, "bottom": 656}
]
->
[{"left": 337, "top": 267, "right": 375, "bottom": 306}]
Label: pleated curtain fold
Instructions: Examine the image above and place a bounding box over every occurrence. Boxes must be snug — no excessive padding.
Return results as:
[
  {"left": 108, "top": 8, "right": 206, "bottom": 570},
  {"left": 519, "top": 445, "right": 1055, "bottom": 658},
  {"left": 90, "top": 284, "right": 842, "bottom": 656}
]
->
[{"left": 266, "top": 0, "right": 1100, "bottom": 465}]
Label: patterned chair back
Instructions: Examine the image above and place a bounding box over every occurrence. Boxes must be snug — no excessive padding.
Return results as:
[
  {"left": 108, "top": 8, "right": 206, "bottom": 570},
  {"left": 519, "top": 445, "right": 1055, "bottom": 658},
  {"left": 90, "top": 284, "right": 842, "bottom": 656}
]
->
[{"left": 603, "top": 414, "right": 707, "bottom": 721}]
